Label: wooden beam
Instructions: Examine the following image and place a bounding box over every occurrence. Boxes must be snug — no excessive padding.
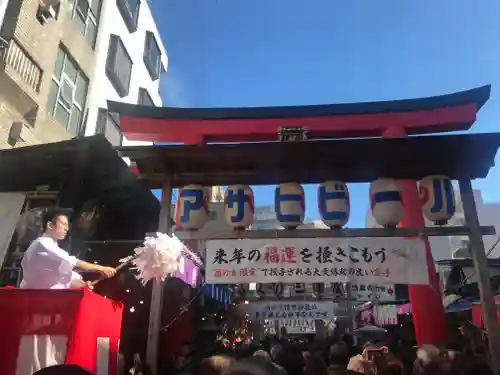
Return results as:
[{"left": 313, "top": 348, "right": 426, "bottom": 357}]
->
[
  {"left": 84, "top": 226, "right": 496, "bottom": 244},
  {"left": 459, "top": 179, "right": 500, "bottom": 374},
  {"left": 146, "top": 180, "right": 172, "bottom": 375},
  {"left": 175, "top": 226, "right": 496, "bottom": 241}
]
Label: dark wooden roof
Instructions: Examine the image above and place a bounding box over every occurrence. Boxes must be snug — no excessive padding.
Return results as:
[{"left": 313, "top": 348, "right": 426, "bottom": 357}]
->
[
  {"left": 0, "top": 136, "right": 159, "bottom": 217},
  {"left": 118, "top": 133, "right": 500, "bottom": 188},
  {"left": 108, "top": 85, "right": 490, "bottom": 120}
]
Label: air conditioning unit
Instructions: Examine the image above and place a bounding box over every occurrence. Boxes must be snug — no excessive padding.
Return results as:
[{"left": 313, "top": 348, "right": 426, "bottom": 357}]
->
[
  {"left": 42, "top": 0, "right": 65, "bottom": 9},
  {"left": 37, "top": 0, "right": 63, "bottom": 24},
  {"left": 8, "top": 121, "right": 37, "bottom": 147}
]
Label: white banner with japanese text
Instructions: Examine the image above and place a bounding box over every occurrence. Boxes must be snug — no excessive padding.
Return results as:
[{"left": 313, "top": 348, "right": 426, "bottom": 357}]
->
[
  {"left": 279, "top": 319, "right": 316, "bottom": 334},
  {"left": 205, "top": 237, "right": 428, "bottom": 285},
  {"left": 350, "top": 284, "right": 396, "bottom": 302},
  {"left": 245, "top": 301, "right": 336, "bottom": 320}
]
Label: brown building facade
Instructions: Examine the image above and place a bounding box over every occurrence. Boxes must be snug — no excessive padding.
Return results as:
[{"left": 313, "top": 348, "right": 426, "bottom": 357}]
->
[{"left": 0, "top": 0, "right": 101, "bottom": 148}]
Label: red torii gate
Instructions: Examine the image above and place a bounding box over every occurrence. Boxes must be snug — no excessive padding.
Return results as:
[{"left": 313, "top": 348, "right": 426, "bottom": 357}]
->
[{"left": 109, "top": 85, "right": 490, "bottom": 346}]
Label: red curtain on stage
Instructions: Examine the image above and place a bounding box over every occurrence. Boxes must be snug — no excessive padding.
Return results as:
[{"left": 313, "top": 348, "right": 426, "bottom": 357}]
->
[{"left": 0, "top": 288, "right": 123, "bottom": 375}]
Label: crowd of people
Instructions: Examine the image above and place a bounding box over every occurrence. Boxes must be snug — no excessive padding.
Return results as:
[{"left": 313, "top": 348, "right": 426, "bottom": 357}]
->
[
  {"left": 11, "top": 209, "right": 497, "bottom": 375},
  {"left": 153, "top": 333, "right": 495, "bottom": 375},
  {"left": 29, "top": 331, "right": 495, "bottom": 375}
]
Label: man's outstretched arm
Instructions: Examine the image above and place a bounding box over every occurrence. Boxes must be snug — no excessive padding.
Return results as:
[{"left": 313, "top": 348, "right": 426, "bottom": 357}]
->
[{"left": 75, "top": 260, "right": 116, "bottom": 278}]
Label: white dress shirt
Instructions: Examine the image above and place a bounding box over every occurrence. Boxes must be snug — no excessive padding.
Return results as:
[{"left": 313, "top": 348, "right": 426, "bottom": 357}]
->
[{"left": 20, "top": 235, "right": 79, "bottom": 289}]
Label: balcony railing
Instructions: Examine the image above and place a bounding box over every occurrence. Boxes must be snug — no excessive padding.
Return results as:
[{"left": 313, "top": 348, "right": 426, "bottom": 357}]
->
[{"left": 0, "top": 37, "right": 42, "bottom": 93}]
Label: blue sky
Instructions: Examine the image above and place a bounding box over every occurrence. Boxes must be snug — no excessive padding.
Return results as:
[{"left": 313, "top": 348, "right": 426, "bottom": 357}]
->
[{"left": 149, "top": 0, "right": 500, "bottom": 227}]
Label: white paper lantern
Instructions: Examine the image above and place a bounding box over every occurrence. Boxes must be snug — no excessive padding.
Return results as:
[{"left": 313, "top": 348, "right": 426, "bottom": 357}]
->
[
  {"left": 275, "top": 182, "right": 305, "bottom": 229},
  {"left": 369, "top": 178, "right": 404, "bottom": 227},
  {"left": 224, "top": 185, "right": 254, "bottom": 229},
  {"left": 419, "top": 175, "right": 455, "bottom": 225},
  {"left": 318, "top": 181, "right": 350, "bottom": 228},
  {"left": 175, "top": 184, "right": 208, "bottom": 230}
]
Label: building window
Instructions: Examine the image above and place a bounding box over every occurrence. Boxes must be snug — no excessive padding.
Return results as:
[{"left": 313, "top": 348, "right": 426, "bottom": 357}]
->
[
  {"left": 46, "top": 47, "right": 88, "bottom": 137},
  {"left": 96, "top": 108, "right": 123, "bottom": 146},
  {"left": 106, "top": 34, "right": 132, "bottom": 97},
  {"left": 143, "top": 31, "right": 162, "bottom": 80},
  {"left": 138, "top": 88, "right": 154, "bottom": 106},
  {"left": 72, "top": 0, "right": 101, "bottom": 48},
  {"left": 116, "top": 0, "right": 140, "bottom": 32}
]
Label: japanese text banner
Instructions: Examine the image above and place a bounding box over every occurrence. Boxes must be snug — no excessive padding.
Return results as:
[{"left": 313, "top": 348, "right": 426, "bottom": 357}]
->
[
  {"left": 280, "top": 319, "right": 316, "bottom": 334},
  {"left": 205, "top": 237, "right": 428, "bottom": 285},
  {"left": 245, "top": 301, "right": 336, "bottom": 320}
]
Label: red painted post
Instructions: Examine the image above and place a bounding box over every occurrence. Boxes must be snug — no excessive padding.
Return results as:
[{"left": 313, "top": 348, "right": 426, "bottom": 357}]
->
[{"left": 382, "top": 126, "right": 448, "bottom": 344}]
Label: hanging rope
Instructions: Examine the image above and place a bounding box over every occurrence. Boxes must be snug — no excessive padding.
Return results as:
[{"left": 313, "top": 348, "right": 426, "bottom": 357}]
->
[{"left": 159, "top": 283, "right": 207, "bottom": 332}]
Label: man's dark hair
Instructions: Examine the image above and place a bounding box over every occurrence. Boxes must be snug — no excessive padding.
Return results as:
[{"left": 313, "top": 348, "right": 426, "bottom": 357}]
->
[
  {"left": 329, "top": 343, "right": 349, "bottom": 366},
  {"left": 42, "top": 207, "right": 72, "bottom": 231},
  {"left": 33, "top": 364, "right": 93, "bottom": 375},
  {"left": 274, "top": 345, "right": 304, "bottom": 375},
  {"left": 341, "top": 334, "right": 354, "bottom": 347}
]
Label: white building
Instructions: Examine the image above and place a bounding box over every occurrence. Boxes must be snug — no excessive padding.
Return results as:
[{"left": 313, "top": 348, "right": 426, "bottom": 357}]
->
[
  {"left": 250, "top": 205, "right": 329, "bottom": 230},
  {"left": 0, "top": 0, "right": 9, "bottom": 30},
  {"left": 365, "top": 189, "right": 500, "bottom": 261},
  {"left": 251, "top": 205, "right": 280, "bottom": 230},
  {"left": 83, "top": 0, "right": 167, "bottom": 146}
]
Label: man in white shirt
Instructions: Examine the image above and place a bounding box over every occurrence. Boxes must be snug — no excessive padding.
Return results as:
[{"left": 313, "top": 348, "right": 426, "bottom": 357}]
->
[{"left": 21, "top": 208, "right": 116, "bottom": 289}]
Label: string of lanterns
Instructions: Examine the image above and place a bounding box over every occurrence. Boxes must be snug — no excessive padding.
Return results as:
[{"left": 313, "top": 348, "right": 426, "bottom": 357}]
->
[{"left": 175, "top": 175, "right": 455, "bottom": 230}]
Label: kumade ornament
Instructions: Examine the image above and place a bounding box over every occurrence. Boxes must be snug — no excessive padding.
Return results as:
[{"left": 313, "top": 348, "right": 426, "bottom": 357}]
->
[{"left": 120, "top": 233, "right": 188, "bottom": 285}]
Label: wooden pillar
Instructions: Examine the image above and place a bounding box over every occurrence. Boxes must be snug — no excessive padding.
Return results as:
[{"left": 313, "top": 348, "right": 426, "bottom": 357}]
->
[
  {"left": 146, "top": 180, "right": 172, "bottom": 375},
  {"left": 344, "top": 282, "right": 354, "bottom": 332},
  {"left": 459, "top": 179, "right": 500, "bottom": 374}
]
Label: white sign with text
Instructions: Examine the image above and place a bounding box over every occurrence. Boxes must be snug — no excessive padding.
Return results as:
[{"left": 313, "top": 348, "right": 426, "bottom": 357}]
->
[
  {"left": 246, "top": 300, "right": 335, "bottom": 320},
  {"left": 280, "top": 319, "right": 316, "bottom": 334},
  {"left": 206, "top": 237, "right": 428, "bottom": 285}
]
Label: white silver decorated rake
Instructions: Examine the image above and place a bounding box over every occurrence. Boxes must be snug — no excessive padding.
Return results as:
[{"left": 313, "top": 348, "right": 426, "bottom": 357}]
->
[{"left": 92, "top": 233, "right": 202, "bottom": 286}]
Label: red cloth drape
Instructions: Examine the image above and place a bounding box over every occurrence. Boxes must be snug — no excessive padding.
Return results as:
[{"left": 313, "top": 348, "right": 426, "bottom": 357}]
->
[
  {"left": 0, "top": 288, "right": 123, "bottom": 375},
  {"left": 472, "top": 298, "right": 500, "bottom": 329}
]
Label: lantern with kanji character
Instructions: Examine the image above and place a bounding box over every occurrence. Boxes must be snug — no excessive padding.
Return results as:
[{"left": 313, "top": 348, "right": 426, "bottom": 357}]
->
[
  {"left": 275, "top": 182, "right": 305, "bottom": 229},
  {"left": 419, "top": 175, "right": 455, "bottom": 225},
  {"left": 175, "top": 184, "right": 209, "bottom": 230},
  {"left": 318, "top": 181, "right": 350, "bottom": 228},
  {"left": 224, "top": 184, "right": 255, "bottom": 229},
  {"left": 369, "top": 178, "right": 404, "bottom": 228}
]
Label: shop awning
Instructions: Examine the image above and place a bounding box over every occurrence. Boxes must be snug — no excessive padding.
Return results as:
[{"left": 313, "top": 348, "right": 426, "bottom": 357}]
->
[{"left": 0, "top": 136, "right": 159, "bottom": 219}]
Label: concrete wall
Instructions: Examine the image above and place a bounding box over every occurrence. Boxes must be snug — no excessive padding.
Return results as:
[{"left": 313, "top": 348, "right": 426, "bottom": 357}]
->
[{"left": 0, "top": 0, "right": 100, "bottom": 148}]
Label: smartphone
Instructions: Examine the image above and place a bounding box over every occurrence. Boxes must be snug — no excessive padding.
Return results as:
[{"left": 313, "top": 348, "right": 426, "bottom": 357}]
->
[{"left": 365, "top": 346, "right": 388, "bottom": 361}]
